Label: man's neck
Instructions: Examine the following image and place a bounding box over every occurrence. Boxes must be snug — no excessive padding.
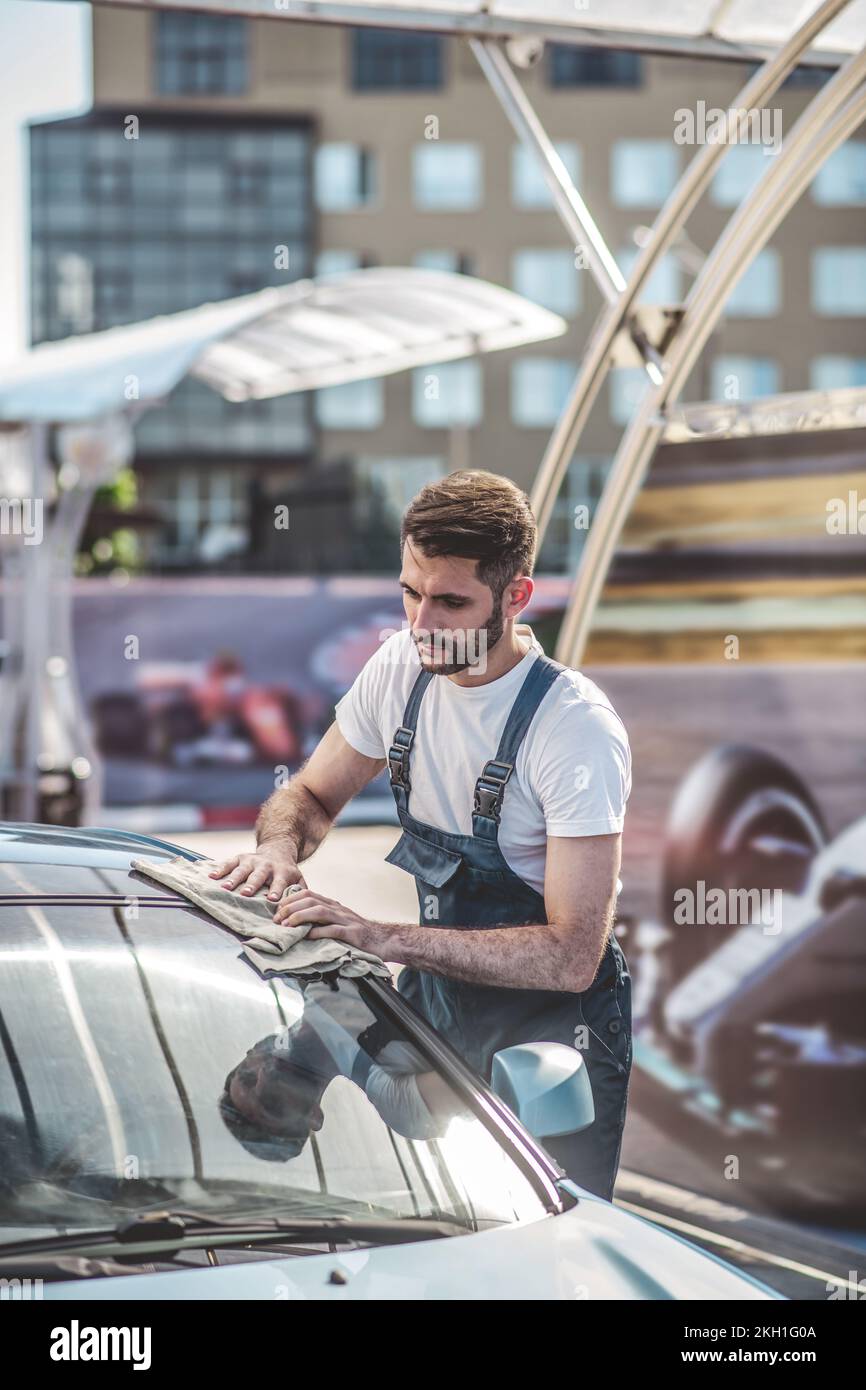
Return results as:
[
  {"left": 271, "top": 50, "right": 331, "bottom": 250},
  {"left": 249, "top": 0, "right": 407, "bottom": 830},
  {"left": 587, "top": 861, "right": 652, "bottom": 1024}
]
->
[{"left": 448, "top": 623, "right": 532, "bottom": 689}]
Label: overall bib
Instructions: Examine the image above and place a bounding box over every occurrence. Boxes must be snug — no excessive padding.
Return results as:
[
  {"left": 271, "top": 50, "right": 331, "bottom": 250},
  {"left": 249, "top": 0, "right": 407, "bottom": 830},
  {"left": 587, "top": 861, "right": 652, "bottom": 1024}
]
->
[{"left": 384, "top": 651, "right": 632, "bottom": 1201}]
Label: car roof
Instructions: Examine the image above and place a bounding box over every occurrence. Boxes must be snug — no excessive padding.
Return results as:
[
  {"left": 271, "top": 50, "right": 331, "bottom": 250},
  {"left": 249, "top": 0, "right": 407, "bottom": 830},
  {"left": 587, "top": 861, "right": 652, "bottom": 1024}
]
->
[{"left": 0, "top": 822, "right": 202, "bottom": 893}]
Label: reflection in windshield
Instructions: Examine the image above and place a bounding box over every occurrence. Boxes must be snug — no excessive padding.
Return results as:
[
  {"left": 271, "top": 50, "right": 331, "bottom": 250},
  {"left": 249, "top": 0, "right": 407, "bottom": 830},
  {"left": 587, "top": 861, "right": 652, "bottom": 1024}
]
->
[{"left": 0, "top": 902, "right": 545, "bottom": 1245}]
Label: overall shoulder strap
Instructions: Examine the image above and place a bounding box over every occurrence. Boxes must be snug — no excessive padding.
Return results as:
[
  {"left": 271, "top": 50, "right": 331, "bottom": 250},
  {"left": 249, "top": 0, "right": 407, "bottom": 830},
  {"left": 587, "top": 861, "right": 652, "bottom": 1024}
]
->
[
  {"left": 387, "top": 666, "right": 434, "bottom": 813},
  {"left": 473, "top": 655, "right": 565, "bottom": 827}
]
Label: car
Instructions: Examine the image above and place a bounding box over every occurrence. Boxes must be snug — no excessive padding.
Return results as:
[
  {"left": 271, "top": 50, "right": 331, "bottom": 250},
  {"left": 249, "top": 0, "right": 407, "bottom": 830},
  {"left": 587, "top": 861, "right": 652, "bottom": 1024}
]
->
[{"left": 0, "top": 823, "right": 782, "bottom": 1301}]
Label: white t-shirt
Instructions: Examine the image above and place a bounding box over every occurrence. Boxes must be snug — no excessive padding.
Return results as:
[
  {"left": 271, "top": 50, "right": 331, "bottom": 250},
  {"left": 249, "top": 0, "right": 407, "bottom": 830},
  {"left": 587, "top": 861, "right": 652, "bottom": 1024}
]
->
[{"left": 335, "top": 623, "right": 631, "bottom": 896}]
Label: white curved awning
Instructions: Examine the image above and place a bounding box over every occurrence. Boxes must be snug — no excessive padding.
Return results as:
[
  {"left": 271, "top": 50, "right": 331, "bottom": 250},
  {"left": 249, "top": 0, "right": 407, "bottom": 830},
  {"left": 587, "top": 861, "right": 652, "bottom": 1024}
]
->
[
  {"left": 75, "top": 0, "right": 866, "bottom": 63},
  {"left": 0, "top": 268, "right": 567, "bottom": 424}
]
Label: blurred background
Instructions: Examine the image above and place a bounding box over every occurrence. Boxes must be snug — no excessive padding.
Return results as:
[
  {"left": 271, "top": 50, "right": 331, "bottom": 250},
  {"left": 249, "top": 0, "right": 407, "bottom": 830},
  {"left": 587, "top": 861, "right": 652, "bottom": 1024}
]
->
[{"left": 1, "top": 1, "right": 864, "bottom": 1282}]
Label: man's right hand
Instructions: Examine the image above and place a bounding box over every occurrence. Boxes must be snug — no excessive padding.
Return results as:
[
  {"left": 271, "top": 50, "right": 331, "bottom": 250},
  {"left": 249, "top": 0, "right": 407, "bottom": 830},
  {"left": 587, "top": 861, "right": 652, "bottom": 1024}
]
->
[{"left": 208, "top": 843, "right": 307, "bottom": 901}]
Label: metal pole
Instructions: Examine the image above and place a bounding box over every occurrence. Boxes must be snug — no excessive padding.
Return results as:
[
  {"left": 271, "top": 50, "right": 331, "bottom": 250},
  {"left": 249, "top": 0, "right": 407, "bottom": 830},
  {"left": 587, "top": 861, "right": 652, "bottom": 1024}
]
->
[
  {"left": 20, "top": 422, "right": 50, "bottom": 822},
  {"left": 556, "top": 53, "right": 866, "bottom": 667},
  {"left": 470, "top": 37, "right": 626, "bottom": 309},
  {"left": 526, "top": 0, "right": 853, "bottom": 545}
]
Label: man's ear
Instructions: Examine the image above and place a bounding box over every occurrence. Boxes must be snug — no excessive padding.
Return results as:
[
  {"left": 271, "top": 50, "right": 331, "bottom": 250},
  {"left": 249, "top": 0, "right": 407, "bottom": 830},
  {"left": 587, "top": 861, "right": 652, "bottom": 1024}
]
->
[{"left": 505, "top": 574, "right": 534, "bottom": 617}]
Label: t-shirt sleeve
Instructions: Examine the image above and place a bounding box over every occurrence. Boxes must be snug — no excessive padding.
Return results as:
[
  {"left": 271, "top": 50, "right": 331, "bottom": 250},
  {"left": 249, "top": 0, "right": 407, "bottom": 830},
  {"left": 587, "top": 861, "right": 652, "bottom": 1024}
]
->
[
  {"left": 535, "top": 700, "right": 631, "bottom": 837},
  {"left": 333, "top": 635, "right": 396, "bottom": 759}
]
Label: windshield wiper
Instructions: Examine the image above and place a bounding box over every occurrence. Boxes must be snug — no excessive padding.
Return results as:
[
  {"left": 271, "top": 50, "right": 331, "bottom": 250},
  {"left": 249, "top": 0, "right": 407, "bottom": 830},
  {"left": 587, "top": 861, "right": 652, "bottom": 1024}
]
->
[{"left": 0, "top": 1209, "right": 471, "bottom": 1260}]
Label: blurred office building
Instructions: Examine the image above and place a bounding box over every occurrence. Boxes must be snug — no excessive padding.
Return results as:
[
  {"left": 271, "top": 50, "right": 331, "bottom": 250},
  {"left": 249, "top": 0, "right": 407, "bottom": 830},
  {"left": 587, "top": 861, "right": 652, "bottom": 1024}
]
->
[{"left": 29, "top": 15, "right": 866, "bottom": 596}]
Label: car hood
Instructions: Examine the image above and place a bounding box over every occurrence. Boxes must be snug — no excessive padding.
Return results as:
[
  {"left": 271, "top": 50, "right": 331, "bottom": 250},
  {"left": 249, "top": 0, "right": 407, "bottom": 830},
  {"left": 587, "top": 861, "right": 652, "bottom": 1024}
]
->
[{"left": 44, "top": 1194, "right": 780, "bottom": 1301}]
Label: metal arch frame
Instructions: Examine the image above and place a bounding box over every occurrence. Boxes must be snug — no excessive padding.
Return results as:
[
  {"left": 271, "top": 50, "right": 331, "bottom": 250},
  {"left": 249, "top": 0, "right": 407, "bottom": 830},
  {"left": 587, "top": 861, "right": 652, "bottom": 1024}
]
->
[
  {"left": 467, "top": 1, "right": 862, "bottom": 663},
  {"left": 556, "top": 37, "right": 866, "bottom": 665},
  {"left": 491, "top": 0, "right": 854, "bottom": 544}
]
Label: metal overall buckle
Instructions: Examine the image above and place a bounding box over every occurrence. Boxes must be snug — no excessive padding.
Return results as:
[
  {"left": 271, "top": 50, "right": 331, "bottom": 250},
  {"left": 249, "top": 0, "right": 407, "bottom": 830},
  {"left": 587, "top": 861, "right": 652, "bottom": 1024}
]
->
[
  {"left": 473, "top": 759, "right": 514, "bottom": 821},
  {"left": 387, "top": 726, "right": 415, "bottom": 789}
]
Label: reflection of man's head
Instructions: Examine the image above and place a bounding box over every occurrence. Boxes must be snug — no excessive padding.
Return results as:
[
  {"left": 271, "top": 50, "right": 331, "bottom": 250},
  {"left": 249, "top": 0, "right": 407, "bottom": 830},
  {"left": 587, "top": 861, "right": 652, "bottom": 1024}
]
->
[{"left": 219, "top": 1029, "right": 333, "bottom": 1163}]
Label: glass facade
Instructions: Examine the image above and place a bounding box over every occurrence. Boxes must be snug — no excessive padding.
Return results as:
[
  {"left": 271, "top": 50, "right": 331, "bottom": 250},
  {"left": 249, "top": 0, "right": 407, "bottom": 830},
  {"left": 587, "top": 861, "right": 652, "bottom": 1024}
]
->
[
  {"left": 30, "top": 111, "right": 314, "bottom": 566},
  {"left": 351, "top": 27, "right": 443, "bottom": 90}
]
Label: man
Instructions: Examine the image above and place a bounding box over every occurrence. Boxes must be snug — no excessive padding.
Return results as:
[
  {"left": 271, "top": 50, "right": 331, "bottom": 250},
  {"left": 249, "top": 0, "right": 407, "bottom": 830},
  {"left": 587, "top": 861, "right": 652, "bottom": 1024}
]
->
[
  {"left": 211, "top": 469, "right": 632, "bottom": 1201},
  {"left": 219, "top": 992, "right": 461, "bottom": 1162}
]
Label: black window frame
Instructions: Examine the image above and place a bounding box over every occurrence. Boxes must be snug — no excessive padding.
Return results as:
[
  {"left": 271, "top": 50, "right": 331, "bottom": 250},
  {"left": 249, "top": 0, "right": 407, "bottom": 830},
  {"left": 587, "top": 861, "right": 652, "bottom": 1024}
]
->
[
  {"left": 154, "top": 11, "right": 249, "bottom": 97},
  {"left": 548, "top": 43, "right": 643, "bottom": 89},
  {"left": 351, "top": 26, "right": 444, "bottom": 91}
]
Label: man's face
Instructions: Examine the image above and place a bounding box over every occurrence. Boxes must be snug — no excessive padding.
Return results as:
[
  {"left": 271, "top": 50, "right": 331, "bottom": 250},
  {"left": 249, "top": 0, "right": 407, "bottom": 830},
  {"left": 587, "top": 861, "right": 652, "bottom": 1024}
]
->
[
  {"left": 229, "top": 1047, "right": 325, "bottom": 1141},
  {"left": 399, "top": 540, "right": 507, "bottom": 676}
]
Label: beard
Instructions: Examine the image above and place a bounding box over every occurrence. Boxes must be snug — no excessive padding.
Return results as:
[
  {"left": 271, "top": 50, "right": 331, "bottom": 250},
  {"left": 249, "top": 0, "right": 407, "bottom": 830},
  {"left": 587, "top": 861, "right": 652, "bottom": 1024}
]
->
[{"left": 412, "top": 599, "right": 506, "bottom": 676}]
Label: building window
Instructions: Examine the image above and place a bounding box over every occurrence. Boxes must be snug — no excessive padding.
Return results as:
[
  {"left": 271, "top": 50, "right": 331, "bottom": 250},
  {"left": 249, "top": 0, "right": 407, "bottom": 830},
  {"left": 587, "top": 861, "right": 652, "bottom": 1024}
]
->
[
  {"left": 155, "top": 13, "right": 248, "bottom": 96},
  {"left": 709, "top": 355, "right": 780, "bottom": 402},
  {"left": 725, "top": 249, "right": 781, "bottom": 317},
  {"left": 609, "top": 368, "right": 651, "bottom": 426},
  {"left": 711, "top": 144, "right": 769, "bottom": 207},
  {"left": 315, "top": 379, "right": 384, "bottom": 430},
  {"left": 617, "top": 247, "right": 681, "bottom": 305},
  {"left": 511, "top": 359, "right": 574, "bottom": 427},
  {"left": 354, "top": 457, "right": 445, "bottom": 527},
  {"left": 811, "top": 143, "right": 866, "bottom": 206},
  {"left": 142, "top": 465, "right": 250, "bottom": 562},
  {"left": 412, "top": 360, "right": 481, "bottom": 427},
  {"left": 412, "top": 250, "right": 474, "bottom": 275},
  {"left": 611, "top": 140, "right": 679, "bottom": 208},
  {"left": 512, "top": 141, "right": 581, "bottom": 209},
  {"left": 549, "top": 45, "right": 642, "bottom": 88},
  {"left": 315, "top": 250, "right": 363, "bottom": 276},
  {"left": 512, "top": 249, "right": 580, "bottom": 316},
  {"left": 412, "top": 143, "right": 481, "bottom": 211},
  {"left": 782, "top": 65, "right": 831, "bottom": 88},
  {"left": 351, "top": 28, "right": 443, "bottom": 90},
  {"left": 812, "top": 247, "right": 866, "bottom": 315},
  {"left": 314, "top": 144, "right": 376, "bottom": 211},
  {"left": 810, "top": 356, "right": 866, "bottom": 390}
]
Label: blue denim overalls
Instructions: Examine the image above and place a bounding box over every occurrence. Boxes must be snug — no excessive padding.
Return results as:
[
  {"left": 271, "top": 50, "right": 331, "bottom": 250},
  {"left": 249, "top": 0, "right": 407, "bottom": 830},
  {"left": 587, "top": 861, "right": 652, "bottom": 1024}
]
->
[{"left": 384, "top": 650, "right": 632, "bottom": 1201}]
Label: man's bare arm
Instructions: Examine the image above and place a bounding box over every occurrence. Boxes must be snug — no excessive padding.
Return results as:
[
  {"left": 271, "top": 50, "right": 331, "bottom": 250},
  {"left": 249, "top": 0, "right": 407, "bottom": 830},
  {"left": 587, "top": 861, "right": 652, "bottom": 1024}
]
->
[
  {"left": 288, "top": 832, "right": 622, "bottom": 993},
  {"left": 209, "top": 723, "right": 385, "bottom": 898}
]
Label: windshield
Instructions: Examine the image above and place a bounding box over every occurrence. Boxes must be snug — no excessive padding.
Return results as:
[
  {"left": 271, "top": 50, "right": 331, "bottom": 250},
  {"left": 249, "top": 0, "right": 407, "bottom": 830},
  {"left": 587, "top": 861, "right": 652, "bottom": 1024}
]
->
[{"left": 0, "top": 898, "right": 547, "bottom": 1246}]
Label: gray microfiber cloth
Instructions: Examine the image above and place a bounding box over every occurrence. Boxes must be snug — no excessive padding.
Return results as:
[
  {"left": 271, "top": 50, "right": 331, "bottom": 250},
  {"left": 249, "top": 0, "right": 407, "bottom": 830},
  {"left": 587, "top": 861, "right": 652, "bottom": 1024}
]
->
[{"left": 130, "top": 856, "right": 391, "bottom": 981}]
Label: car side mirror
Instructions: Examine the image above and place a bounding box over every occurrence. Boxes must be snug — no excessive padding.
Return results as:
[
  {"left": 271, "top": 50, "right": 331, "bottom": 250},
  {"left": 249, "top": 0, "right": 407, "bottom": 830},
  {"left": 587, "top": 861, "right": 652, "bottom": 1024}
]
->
[{"left": 490, "top": 1042, "right": 595, "bottom": 1139}]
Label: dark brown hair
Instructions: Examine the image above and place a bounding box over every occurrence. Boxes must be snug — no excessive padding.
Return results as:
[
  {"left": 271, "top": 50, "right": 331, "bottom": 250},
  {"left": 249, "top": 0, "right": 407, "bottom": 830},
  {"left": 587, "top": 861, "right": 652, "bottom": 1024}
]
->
[{"left": 400, "top": 469, "right": 537, "bottom": 602}]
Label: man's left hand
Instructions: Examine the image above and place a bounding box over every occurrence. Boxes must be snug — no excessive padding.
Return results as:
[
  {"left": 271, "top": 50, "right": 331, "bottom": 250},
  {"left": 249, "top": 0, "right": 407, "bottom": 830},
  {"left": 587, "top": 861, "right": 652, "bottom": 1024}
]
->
[{"left": 273, "top": 888, "right": 386, "bottom": 955}]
